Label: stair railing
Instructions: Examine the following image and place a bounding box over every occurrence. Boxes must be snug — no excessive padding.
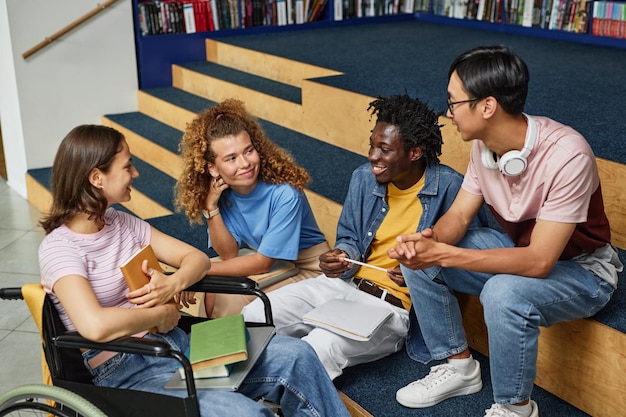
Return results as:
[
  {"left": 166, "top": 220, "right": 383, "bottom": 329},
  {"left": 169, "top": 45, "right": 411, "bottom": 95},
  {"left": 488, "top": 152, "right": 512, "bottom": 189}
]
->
[{"left": 22, "top": 0, "right": 120, "bottom": 59}]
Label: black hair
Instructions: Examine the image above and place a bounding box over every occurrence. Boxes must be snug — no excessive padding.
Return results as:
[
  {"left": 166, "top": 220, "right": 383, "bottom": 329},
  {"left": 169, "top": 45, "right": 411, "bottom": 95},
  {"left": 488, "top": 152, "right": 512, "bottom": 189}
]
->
[
  {"left": 448, "top": 45, "right": 529, "bottom": 115},
  {"left": 367, "top": 94, "right": 442, "bottom": 164}
]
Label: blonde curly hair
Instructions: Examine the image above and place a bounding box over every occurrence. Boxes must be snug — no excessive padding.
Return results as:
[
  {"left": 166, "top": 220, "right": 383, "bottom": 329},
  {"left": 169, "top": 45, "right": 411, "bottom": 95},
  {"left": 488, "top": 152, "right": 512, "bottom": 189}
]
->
[{"left": 175, "top": 98, "right": 310, "bottom": 224}]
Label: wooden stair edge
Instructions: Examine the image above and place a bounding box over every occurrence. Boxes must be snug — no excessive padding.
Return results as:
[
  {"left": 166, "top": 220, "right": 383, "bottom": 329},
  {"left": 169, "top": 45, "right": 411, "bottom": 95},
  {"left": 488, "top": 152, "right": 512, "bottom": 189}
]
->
[
  {"left": 136, "top": 90, "right": 198, "bottom": 133},
  {"left": 338, "top": 390, "right": 374, "bottom": 417},
  {"left": 205, "top": 39, "right": 343, "bottom": 88}
]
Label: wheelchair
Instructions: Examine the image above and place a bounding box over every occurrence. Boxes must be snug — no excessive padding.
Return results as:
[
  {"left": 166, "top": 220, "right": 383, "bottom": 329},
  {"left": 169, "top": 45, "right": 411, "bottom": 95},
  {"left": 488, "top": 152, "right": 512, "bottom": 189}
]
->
[{"left": 0, "top": 275, "right": 274, "bottom": 417}]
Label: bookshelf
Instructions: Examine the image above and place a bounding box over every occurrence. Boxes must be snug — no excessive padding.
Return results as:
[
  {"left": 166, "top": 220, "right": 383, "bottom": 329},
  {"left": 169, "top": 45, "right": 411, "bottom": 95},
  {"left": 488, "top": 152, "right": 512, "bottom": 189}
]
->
[{"left": 132, "top": 0, "right": 626, "bottom": 89}]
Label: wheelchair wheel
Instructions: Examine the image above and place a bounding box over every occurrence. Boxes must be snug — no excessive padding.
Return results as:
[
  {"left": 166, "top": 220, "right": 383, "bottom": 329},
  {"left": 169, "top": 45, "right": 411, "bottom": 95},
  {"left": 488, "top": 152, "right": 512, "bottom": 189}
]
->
[{"left": 0, "top": 384, "right": 107, "bottom": 417}]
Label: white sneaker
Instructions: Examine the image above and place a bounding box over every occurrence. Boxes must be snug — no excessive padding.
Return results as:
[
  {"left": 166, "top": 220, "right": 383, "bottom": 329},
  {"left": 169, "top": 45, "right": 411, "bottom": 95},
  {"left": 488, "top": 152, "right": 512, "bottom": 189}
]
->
[
  {"left": 484, "top": 401, "right": 539, "bottom": 417},
  {"left": 396, "top": 360, "right": 483, "bottom": 408}
]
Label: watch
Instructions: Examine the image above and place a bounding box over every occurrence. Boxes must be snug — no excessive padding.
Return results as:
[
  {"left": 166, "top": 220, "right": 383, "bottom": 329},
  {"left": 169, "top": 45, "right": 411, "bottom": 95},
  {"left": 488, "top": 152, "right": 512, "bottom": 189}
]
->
[{"left": 202, "top": 208, "right": 220, "bottom": 219}]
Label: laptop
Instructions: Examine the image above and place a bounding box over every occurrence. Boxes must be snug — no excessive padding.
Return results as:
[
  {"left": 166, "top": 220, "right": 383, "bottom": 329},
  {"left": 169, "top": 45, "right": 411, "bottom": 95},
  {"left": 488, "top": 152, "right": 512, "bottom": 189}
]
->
[{"left": 164, "top": 325, "right": 275, "bottom": 391}]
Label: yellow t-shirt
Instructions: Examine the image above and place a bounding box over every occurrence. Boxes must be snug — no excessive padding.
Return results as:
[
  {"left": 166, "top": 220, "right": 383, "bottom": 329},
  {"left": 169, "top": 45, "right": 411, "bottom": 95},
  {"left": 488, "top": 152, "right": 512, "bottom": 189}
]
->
[{"left": 355, "top": 176, "right": 424, "bottom": 309}]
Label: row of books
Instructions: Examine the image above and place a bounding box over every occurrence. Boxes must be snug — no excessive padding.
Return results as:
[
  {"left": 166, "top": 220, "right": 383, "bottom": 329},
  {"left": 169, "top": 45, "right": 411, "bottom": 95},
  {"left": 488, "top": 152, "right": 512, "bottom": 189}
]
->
[
  {"left": 137, "top": 0, "right": 329, "bottom": 35},
  {"left": 332, "top": 0, "right": 423, "bottom": 19},
  {"left": 430, "top": 0, "right": 591, "bottom": 33},
  {"left": 592, "top": 1, "right": 626, "bottom": 38}
]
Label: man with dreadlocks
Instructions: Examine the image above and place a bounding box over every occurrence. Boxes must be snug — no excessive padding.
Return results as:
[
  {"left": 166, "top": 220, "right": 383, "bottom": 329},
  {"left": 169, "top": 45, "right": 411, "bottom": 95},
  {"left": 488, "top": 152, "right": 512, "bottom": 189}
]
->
[{"left": 243, "top": 94, "right": 488, "bottom": 380}]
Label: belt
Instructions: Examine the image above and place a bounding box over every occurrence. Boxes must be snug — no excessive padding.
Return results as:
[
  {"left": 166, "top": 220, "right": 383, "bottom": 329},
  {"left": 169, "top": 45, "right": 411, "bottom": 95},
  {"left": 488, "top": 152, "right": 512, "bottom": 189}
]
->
[
  {"left": 86, "top": 330, "right": 149, "bottom": 369},
  {"left": 352, "top": 278, "right": 404, "bottom": 309}
]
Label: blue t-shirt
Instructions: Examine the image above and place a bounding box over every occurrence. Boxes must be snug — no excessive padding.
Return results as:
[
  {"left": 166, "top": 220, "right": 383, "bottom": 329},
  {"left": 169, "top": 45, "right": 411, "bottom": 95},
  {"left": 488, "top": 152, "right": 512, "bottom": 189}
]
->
[{"left": 208, "top": 182, "right": 326, "bottom": 260}]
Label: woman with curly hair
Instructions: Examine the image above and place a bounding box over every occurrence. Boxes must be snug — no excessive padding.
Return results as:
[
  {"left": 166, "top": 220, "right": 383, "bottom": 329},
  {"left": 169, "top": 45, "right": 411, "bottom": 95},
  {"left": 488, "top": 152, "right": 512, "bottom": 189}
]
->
[{"left": 175, "top": 99, "right": 330, "bottom": 317}]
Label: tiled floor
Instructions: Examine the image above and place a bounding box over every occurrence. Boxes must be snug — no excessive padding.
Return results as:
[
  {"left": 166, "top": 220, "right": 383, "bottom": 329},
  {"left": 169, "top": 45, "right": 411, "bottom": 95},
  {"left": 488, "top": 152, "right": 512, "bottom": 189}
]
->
[{"left": 0, "top": 178, "right": 45, "bottom": 394}]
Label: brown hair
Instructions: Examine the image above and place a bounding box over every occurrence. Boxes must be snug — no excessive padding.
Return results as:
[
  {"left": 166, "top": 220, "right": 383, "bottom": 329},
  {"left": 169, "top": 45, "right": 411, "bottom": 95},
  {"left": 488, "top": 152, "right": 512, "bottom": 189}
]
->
[
  {"left": 40, "top": 125, "right": 124, "bottom": 234},
  {"left": 175, "top": 98, "right": 310, "bottom": 224}
]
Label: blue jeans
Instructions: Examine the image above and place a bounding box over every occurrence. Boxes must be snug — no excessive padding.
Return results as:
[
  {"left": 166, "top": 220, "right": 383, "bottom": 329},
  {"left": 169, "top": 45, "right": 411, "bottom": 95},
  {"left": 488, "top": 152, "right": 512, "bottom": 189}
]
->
[
  {"left": 402, "top": 227, "right": 615, "bottom": 404},
  {"left": 83, "top": 328, "right": 350, "bottom": 417}
]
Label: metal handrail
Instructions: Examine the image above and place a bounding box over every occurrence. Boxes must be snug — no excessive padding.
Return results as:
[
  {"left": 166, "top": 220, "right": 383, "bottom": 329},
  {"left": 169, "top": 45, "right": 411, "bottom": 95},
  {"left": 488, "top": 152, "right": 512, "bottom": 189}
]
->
[{"left": 22, "top": 0, "right": 120, "bottom": 59}]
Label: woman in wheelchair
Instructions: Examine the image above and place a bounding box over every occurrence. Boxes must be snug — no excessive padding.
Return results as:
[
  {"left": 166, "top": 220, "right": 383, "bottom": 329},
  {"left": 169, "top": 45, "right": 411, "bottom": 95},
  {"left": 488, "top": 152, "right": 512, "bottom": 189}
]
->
[{"left": 37, "top": 124, "right": 350, "bottom": 417}]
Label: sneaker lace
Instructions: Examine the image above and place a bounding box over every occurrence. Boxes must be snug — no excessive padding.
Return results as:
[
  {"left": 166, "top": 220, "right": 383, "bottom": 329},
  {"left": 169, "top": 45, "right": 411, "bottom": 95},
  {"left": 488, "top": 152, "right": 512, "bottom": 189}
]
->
[
  {"left": 418, "top": 364, "right": 457, "bottom": 389},
  {"left": 484, "top": 403, "right": 517, "bottom": 417}
]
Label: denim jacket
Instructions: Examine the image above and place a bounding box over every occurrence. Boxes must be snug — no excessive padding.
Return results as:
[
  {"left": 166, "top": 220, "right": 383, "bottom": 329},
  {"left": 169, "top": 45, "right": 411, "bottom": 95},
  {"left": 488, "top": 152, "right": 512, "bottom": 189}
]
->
[{"left": 334, "top": 161, "right": 488, "bottom": 363}]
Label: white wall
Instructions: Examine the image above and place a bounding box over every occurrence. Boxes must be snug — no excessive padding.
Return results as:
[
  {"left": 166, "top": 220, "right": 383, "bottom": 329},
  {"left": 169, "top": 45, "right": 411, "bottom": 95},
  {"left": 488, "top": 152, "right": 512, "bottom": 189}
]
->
[{"left": 0, "top": 0, "right": 138, "bottom": 198}]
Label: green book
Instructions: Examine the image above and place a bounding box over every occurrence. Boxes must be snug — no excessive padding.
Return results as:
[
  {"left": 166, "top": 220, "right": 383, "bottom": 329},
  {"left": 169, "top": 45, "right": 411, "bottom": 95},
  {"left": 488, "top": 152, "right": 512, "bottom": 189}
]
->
[{"left": 188, "top": 313, "right": 248, "bottom": 372}]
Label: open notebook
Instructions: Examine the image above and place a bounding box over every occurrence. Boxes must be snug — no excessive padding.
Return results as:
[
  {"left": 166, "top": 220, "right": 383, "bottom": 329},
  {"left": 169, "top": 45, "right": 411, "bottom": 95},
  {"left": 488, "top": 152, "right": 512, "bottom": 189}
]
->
[
  {"left": 165, "top": 325, "right": 275, "bottom": 391},
  {"left": 303, "top": 298, "right": 393, "bottom": 342}
]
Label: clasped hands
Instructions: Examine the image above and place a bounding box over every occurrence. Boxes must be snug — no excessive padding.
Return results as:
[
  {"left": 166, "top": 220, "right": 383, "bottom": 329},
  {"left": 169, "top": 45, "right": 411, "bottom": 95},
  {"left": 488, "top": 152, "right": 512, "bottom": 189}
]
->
[{"left": 388, "top": 227, "right": 440, "bottom": 271}]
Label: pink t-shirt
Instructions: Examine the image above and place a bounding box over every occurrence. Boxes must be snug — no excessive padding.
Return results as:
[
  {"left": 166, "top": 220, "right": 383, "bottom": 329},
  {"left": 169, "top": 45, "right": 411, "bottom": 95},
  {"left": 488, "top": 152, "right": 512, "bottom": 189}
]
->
[
  {"left": 39, "top": 208, "right": 152, "bottom": 330},
  {"left": 462, "top": 115, "right": 611, "bottom": 260}
]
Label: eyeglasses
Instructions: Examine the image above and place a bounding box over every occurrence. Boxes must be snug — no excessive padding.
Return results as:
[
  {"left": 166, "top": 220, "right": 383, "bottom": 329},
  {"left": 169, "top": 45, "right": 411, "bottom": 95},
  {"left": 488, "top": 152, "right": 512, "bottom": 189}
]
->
[{"left": 446, "top": 98, "right": 479, "bottom": 115}]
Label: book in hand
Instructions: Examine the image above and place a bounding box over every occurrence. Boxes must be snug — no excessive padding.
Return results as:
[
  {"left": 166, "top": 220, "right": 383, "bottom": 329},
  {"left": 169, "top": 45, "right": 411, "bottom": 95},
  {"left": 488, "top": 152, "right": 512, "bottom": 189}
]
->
[
  {"left": 120, "top": 245, "right": 163, "bottom": 333},
  {"left": 120, "top": 244, "right": 162, "bottom": 291},
  {"left": 187, "top": 313, "right": 248, "bottom": 374},
  {"left": 303, "top": 298, "right": 393, "bottom": 341}
]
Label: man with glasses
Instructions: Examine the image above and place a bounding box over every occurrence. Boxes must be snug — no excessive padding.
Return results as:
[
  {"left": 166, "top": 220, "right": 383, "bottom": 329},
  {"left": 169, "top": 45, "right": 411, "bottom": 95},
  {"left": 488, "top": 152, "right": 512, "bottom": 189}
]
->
[{"left": 390, "top": 45, "right": 621, "bottom": 417}]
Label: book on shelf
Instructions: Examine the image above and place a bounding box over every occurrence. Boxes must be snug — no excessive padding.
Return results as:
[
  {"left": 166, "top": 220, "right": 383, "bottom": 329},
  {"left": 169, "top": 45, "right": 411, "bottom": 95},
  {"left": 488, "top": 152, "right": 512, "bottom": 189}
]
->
[
  {"left": 182, "top": 2, "right": 197, "bottom": 32},
  {"left": 186, "top": 313, "right": 248, "bottom": 375},
  {"left": 303, "top": 298, "right": 393, "bottom": 341},
  {"left": 277, "top": 0, "right": 288, "bottom": 24}
]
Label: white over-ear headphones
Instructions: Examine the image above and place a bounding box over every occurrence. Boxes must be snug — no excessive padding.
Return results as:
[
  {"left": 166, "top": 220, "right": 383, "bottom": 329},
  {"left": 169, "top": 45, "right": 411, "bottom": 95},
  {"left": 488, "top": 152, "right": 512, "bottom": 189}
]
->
[{"left": 481, "top": 114, "right": 536, "bottom": 176}]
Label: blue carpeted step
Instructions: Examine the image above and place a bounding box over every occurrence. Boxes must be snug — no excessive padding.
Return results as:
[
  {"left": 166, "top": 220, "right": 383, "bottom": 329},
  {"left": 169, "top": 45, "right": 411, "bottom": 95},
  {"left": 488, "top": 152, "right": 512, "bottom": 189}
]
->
[
  {"left": 176, "top": 61, "right": 302, "bottom": 104},
  {"left": 335, "top": 347, "right": 590, "bottom": 417},
  {"left": 144, "top": 86, "right": 218, "bottom": 114},
  {"left": 105, "top": 112, "right": 182, "bottom": 155}
]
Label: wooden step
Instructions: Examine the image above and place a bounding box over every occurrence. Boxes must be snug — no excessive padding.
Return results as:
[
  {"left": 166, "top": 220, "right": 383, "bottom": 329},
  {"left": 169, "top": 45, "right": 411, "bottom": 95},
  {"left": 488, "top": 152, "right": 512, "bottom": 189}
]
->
[
  {"left": 205, "top": 39, "right": 343, "bottom": 88},
  {"left": 172, "top": 61, "right": 304, "bottom": 133}
]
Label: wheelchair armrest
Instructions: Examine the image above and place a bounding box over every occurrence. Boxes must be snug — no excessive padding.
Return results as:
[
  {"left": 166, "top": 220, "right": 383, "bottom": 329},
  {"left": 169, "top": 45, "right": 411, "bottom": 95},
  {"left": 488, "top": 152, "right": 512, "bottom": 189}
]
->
[
  {"left": 185, "top": 275, "right": 257, "bottom": 294},
  {"left": 54, "top": 332, "right": 173, "bottom": 357},
  {"left": 54, "top": 332, "right": 198, "bottom": 395},
  {"left": 185, "top": 275, "right": 274, "bottom": 326},
  {"left": 0, "top": 287, "right": 24, "bottom": 300}
]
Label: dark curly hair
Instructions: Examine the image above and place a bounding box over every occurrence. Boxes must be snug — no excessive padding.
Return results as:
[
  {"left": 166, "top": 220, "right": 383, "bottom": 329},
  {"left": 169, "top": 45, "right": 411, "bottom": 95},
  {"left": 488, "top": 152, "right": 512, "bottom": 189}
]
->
[
  {"left": 175, "top": 98, "right": 310, "bottom": 224},
  {"left": 367, "top": 94, "right": 443, "bottom": 164}
]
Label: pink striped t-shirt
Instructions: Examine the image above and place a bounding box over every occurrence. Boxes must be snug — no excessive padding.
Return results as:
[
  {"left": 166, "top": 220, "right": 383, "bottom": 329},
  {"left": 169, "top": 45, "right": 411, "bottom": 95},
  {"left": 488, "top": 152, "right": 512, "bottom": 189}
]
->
[{"left": 39, "top": 208, "right": 152, "bottom": 331}]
